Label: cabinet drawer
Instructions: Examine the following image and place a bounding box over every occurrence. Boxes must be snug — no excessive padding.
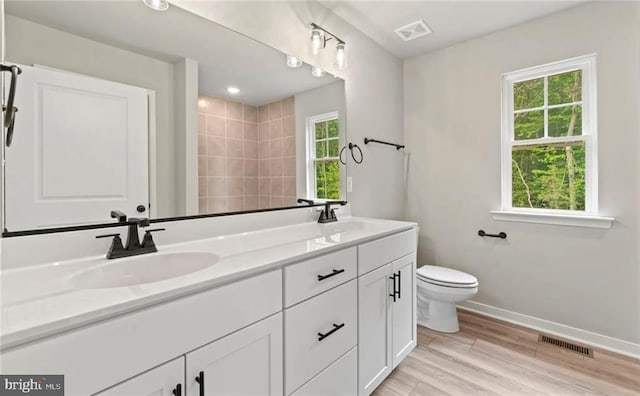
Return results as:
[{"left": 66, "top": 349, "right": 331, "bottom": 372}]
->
[
  {"left": 284, "top": 247, "right": 357, "bottom": 307},
  {"left": 292, "top": 347, "right": 357, "bottom": 396},
  {"left": 285, "top": 280, "right": 357, "bottom": 395},
  {"left": 358, "top": 229, "right": 417, "bottom": 275}
]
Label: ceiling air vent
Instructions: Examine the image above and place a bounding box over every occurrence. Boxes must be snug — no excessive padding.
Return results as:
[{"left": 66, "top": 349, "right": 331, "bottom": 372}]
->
[
  {"left": 394, "top": 20, "right": 432, "bottom": 42},
  {"left": 538, "top": 334, "right": 594, "bottom": 357}
]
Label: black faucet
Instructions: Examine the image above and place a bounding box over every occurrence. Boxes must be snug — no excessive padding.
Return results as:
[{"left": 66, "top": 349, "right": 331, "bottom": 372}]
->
[
  {"left": 297, "top": 198, "right": 315, "bottom": 206},
  {"left": 318, "top": 201, "right": 348, "bottom": 223},
  {"left": 96, "top": 218, "right": 165, "bottom": 259},
  {"left": 111, "top": 210, "right": 127, "bottom": 223}
]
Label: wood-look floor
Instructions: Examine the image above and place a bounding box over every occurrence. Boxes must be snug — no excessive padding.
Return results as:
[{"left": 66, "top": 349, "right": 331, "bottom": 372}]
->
[{"left": 374, "top": 310, "right": 640, "bottom": 396}]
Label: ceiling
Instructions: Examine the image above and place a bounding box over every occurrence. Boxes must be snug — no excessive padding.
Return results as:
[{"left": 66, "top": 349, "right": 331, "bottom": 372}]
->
[
  {"left": 5, "top": 1, "right": 338, "bottom": 106},
  {"left": 319, "top": 1, "right": 587, "bottom": 59}
]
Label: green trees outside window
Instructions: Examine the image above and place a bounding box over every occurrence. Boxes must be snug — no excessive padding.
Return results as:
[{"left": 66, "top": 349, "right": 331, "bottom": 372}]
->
[
  {"left": 313, "top": 118, "right": 341, "bottom": 199},
  {"left": 510, "top": 69, "right": 586, "bottom": 211}
]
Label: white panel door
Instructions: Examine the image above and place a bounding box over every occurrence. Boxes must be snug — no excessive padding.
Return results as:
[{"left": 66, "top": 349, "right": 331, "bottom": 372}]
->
[
  {"left": 357, "top": 263, "right": 393, "bottom": 396},
  {"left": 4, "top": 64, "right": 149, "bottom": 230},
  {"left": 95, "top": 357, "right": 184, "bottom": 396},
  {"left": 391, "top": 253, "right": 417, "bottom": 368},
  {"left": 186, "top": 313, "right": 283, "bottom": 396}
]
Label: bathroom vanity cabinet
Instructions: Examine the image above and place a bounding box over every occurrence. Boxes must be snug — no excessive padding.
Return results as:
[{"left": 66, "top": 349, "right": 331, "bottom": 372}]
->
[
  {"left": 358, "top": 231, "right": 417, "bottom": 395},
  {"left": 0, "top": 223, "right": 417, "bottom": 396},
  {"left": 95, "top": 313, "right": 283, "bottom": 396}
]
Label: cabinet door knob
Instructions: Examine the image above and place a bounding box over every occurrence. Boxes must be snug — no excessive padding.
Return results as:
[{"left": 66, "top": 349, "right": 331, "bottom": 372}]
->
[
  {"left": 172, "top": 383, "right": 182, "bottom": 396},
  {"left": 195, "top": 371, "right": 204, "bottom": 396}
]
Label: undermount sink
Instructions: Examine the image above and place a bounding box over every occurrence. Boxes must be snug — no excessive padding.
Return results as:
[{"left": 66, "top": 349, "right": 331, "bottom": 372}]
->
[{"left": 72, "top": 252, "right": 220, "bottom": 289}]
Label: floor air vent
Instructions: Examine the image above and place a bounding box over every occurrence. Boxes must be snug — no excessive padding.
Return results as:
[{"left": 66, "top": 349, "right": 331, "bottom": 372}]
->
[{"left": 538, "top": 334, "right": 593, "bottom": 357}]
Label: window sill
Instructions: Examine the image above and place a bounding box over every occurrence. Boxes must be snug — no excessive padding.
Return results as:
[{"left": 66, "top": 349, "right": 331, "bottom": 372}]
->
[{"left": 490, "top": 210, "right": 614, "bottom": 229}]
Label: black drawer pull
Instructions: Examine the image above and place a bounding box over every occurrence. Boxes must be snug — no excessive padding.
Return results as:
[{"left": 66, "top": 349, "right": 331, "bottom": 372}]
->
[
  {"left": 317, "top": 269, "right": 345, "bottom": 281},
  {"left": 396, "top": 270, "right": 401, "bottom": 299},
  {"left": 172, "top": 383, "right": 182, "bottom": 396},
  {"left": 318, "top": 323, "right": 345, "bottom": 341},
  {"left": 195, "top": 371, "right": 204, "bottom": 396}
]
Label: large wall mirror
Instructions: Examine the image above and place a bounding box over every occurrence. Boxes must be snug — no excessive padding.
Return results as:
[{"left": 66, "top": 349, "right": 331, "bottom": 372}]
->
[{"left": 2, "top": 0, "right": 347, "bottom": 233}]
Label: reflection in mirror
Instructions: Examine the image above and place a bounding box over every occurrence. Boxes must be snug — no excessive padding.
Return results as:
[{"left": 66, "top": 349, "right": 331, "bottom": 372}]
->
[{"left": 2, "top": 0, "right": 346, "bottom": 233}]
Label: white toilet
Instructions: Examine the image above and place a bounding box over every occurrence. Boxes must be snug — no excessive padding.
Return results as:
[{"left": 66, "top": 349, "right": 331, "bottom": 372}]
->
[{"left": 416, "top": 265, "right": 479, "bottom": 333}]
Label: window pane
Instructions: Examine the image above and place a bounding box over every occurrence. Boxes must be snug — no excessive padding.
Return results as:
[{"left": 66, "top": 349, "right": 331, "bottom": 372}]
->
[
  {"left": 315, "top": 122, "right": 327, "bottom": 140},
  {"left": 514, "top": 110, "right": 544, "bottom": 140},
  {"left": 548, "top": 70, "right": 581, "bottom": 105},
  {"left": 512, "top": 144, "right": 585, "bottom": 210},
  {"left": 328, "top": 139, "right": 340, "bottom": 157},
  {"left": 327, "top": 119, "right": 339, "bottom": 138},
  {"left": 514, "top": 78, "right": 544, "bottom": 110},
  {"left": 315, "top": 160, "right": 340, "bottom": 199},
  {"left": 315, "top": 162, "right": 327, "bottom": 199},
  {"left": 549, "top": 105, "right": 582, "bottom": 137},
  {"left": 316, "top": 140, "right": 326, "bottom": 158}
]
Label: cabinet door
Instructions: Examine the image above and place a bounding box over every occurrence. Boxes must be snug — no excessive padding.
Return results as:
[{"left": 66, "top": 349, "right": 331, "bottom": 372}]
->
[
  {"left": 95, "top": 357, "right": 183, "bottom": 396},
  {"left": 391, "top": 253, "right": 417, "bottom": 368},
  {"left": 186, "top": 313, "right": 283, "bottom": 396},
  {"left": 357, "top": 263, "right": 393, "bottom": 396}
]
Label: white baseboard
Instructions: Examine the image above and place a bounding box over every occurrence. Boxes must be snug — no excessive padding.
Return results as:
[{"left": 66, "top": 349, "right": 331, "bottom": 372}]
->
[{"left": 458, "top": 300, "right": 640, "bottom": 360}]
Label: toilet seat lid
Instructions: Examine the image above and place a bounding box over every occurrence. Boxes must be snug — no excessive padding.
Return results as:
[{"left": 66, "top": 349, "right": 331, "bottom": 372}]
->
[{"left": 417, "top": 265, "right": 478, "bottom": 286}]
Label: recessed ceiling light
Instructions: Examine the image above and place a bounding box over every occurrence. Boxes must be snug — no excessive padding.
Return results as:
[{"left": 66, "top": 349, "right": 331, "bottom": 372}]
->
[
  {"left": 311, "top": 66, "right": 326, "bottom": 78},
  {"left": 286, "top": 55, "right": 303, "bottom": 68},
  {"left": 226, "top": 86, "right": 240, "bottom": 95},
  {"left": 142, "top": 0, "right": 169, "bottom": 11},
  {"left": 394, "top": 20, "right": 432, "bottom": 41}
]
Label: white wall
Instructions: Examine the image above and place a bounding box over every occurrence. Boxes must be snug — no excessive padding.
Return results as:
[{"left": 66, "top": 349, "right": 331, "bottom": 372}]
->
[
  {"left": 404, "top": 2, "right": 640, "bottom": 346},
  {"left": 4, "top": 14, "right": 178, "bottom": 218},
  {"left": 173, "top": 58, "right": 199, "bottom": 216},
  {"left": 174, "top": 1, "right": 405, "bottom": 219},
  {"left": 294, "top": 80, "right": 347, "bottom": 199}
]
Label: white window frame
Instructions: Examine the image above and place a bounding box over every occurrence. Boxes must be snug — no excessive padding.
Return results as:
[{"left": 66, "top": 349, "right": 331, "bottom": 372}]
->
[
  {"left": 305, "top": 111, "right": 342, "bottom": 201},
  {"left": 494, "top": 54, "right": 613, "bottom": 228}
]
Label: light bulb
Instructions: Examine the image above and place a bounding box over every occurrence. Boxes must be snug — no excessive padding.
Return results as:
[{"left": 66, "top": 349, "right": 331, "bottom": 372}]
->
[
  {"left": 142, "top": 0, "right": 169, "bottom": 11},
  {"left": 335, "top": 43, "right": 347, "bottom": 70},
  {"left": 226, "top": 86, "right": 240, "bottom": 95},
  {"left": 311, "top": 66, "right": 326, "bottom": 78},
  {"left": 286, "top": 55, "right": 303, "bottom": 68},
  {"left": 311, "top": 28, "right": 324, "bottom": 55}
]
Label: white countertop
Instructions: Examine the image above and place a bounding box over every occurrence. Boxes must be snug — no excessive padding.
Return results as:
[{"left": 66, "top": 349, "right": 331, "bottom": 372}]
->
[{"left": 1, "top": 217, "right": 416, "bottom": 350}]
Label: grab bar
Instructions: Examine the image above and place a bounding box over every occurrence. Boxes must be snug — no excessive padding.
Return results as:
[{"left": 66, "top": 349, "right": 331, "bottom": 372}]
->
[{"left": 478, "top": 230, "right": 507, "bottom": 239}]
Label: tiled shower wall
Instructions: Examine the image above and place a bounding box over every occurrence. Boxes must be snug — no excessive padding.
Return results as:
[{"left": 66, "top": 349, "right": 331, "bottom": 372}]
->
[
  {"left": 257, "top": 97, "right": 297, "bottom": 209},
  {"left": 198, "top": 95, "right": 296, "bottom": 214},
  {"left": 198, "top": 96, "right": 259, "bottom": 214}
]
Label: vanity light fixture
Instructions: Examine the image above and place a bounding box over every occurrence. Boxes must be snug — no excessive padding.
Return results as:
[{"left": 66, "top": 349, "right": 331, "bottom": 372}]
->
[
  {"left": 311, "top": 66, "right": 326, "bottom": 78},
  {"left": 286, "top": 55, "right": 303, "bottom": 68},
  {"left": 335, "top": 43, "right": 347, "bottom": 70},
  {"left": 226, "top": 86, "right": 240, "bottom": 95},
  {"left": 142, "top": 0, "right": 169, "bottom": 11},
  {"left": 310, "top": 27, "right": 325, "bottom": 55},
  {"left": 309, "top": 23, "right": 347, "bottom": 70}
]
